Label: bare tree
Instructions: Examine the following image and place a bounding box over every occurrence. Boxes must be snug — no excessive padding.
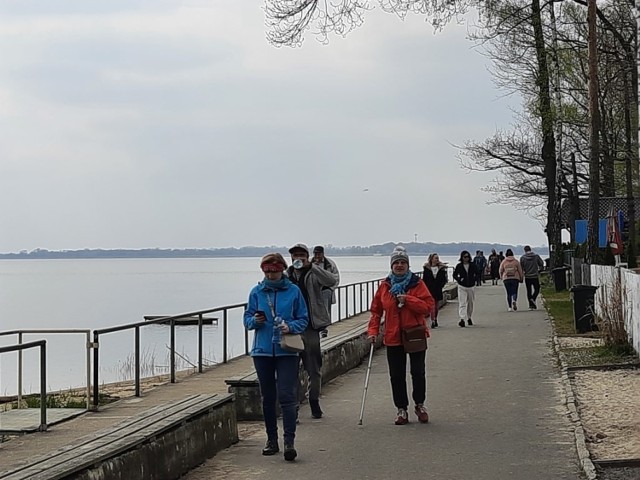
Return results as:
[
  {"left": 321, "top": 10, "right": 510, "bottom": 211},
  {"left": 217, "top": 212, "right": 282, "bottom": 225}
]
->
[{"left": 264, "top": 0, "right": 474, "bottom": 47}]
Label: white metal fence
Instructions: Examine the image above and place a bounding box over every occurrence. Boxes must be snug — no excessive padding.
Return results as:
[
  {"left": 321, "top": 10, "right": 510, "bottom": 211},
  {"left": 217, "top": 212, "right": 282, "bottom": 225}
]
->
[{"left": 590, "top": 265, "right": 640, "bottom": 354}]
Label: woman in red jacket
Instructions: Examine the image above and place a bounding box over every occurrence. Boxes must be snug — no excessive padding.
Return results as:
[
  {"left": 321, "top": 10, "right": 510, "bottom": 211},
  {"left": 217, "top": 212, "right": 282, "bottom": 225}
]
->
[{"left": 368, "top": 246, "right": 435, "bottom": 425}]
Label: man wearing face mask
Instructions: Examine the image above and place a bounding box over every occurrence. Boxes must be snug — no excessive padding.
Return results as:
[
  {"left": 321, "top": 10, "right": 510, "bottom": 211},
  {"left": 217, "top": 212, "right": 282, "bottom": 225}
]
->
[{"left": 286, "top": 243, "right": 339, "bottom": 419}]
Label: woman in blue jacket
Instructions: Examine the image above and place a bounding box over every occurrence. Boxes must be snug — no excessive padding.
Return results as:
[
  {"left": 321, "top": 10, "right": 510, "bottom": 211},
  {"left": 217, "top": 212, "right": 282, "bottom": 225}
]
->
[{"left": 243, "top": 253, "right": 309, "bottom": 462}]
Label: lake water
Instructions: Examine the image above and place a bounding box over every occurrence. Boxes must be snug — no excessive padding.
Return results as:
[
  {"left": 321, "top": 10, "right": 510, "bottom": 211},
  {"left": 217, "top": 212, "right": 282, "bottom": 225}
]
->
[{"left": 0, "top": 255, "right": 459, "bottom": 395}]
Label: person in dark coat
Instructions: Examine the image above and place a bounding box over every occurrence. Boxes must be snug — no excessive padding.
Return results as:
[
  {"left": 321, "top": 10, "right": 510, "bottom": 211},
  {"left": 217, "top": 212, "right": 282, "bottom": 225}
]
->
[
  {"left": 472, "top": 251, "right": 487, "bottom": 286},
  {"left": 452, "top": 250, "right": 480, "bottom": 327},
  {"left": 422, "top": 253, "right": 448, "bottom": 328},
  {"left": 488, "top": 249, "right": 501, "bottom": 285}
]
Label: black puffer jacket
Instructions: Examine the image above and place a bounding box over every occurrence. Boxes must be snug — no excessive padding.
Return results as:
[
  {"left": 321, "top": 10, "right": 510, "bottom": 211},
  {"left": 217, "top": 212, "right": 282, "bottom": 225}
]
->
[
  {"left": 422, "top": 264, "right": 448, "bottom": 301},
  {"left": 453, "top": 262, "right": 479, "bottom": 288}
]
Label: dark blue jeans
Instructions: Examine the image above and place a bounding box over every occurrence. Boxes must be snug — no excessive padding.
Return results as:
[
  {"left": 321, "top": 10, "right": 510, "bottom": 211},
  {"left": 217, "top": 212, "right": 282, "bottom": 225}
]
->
[
  {"left": 503, "top": 279, "right": 520, "bottom": 307},
  {"left": 253, "top": 355, "right": 299, "bottom": 445}
]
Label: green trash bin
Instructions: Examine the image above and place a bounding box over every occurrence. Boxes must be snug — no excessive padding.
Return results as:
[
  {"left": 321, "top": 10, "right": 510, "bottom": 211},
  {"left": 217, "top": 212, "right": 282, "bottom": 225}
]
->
[{"left": 569, "top": 284, "right": 599, "bottom": 333}]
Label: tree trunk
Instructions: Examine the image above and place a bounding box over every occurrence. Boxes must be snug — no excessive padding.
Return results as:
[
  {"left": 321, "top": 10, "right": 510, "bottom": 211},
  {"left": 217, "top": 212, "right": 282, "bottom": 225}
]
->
[
  {"left": 587, "top": 0, "right": 601, "bottom": 263},
  {"left": 531, "top": 0, "right": 561, "bottom": 266},
  {"left": 624, "top": 68, "right": 637, "bottom": 267}
]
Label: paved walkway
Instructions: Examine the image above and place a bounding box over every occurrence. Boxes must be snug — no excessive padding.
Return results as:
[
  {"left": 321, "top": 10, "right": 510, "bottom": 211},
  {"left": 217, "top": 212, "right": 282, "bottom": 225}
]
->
[{"left": 185, "top": 285, "right": 585, "bottom": 479}]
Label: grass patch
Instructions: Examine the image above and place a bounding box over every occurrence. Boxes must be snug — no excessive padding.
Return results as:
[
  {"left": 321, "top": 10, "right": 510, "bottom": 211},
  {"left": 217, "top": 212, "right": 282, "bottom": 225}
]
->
[
  {"left": 561, "top": 345, "right": 639, "bottom": 368},
  {"left": 540, "top": 274, "right": 576, "bottom": 335},
  {"left": 19, "top": 392, "right": 86, "bottom": 409},
  {"left": 540, "top": 272, "right": 639, "bottom": 366}
]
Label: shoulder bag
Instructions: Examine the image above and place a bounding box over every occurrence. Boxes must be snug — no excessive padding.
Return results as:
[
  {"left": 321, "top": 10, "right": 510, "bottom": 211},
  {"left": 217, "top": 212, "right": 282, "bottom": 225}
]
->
[
  {"left": 266, "top": 293, "right": 305, "bottom": 353},
  {"left": 281, "top": 333, "right": 305, "bottom": 353},
  {"left": 402, "top": 325, "right": 427, "bottom": 353}
]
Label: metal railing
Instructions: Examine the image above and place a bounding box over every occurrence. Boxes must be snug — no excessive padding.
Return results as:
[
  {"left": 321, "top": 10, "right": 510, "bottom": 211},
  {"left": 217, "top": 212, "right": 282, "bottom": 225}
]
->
[
  {"left": 91, "top": 277, "right": 384, "bottom": 410},
  {"left": 0, "top": 329, "right": 91, "bottom": 410},
  {"left": 91, "top": 305, "right": 245, "bottom": 409},
  {"left": 0, "top": 340, "right": 47, "bottom": 432}
]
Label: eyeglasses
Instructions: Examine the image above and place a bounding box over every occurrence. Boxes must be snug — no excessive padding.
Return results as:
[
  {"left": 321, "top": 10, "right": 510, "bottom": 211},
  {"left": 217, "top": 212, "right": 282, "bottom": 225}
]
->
[{"left": 463, "top": 256, "right": 471, "bottom": 259}]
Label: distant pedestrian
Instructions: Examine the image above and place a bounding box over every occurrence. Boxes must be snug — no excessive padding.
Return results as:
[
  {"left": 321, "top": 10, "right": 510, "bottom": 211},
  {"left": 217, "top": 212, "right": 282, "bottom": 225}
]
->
[
  {"left": 499, "top": 249, "right": 524, "bottom": 311},
  {"left": 367, "top": 246, "right": 434, "bottom": 425},
  {"left": 287, "top": 243, "right": 339, "bottom": 419},
  {"left": 473, "top": 251, "right": 487, "bottom": 286},
  {"left": 498, "top": 251, "right": 505, "bottom": 263},
  {"left": 243, "top": 253, "right": 308, "bottom": 461},
  {"left": 453, "top": 250, "right": 479, "bottom": 327},
  {"left": 422, "top": 253, "right": 448, "bottom": 328},
  {"left": 312, "top": 245, "right": 340, "bottom": 335},
  {"left": 519, "top": 245, "right": 544, "bottom": 309},
  {"left": 488, "top": 249, "right": 501, "bottom": 285}
]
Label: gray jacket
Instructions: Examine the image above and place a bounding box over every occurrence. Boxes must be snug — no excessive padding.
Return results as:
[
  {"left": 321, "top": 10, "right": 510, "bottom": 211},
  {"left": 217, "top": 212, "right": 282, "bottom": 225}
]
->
[
  {"left": 319, "top": 257, "right": 340, "bottom": 304},
  {"left": 519, "top": 252, "right": 544, "bottom": 278},
  {"left": 287, "top": 263, "right": 339, "bottom": 330}
]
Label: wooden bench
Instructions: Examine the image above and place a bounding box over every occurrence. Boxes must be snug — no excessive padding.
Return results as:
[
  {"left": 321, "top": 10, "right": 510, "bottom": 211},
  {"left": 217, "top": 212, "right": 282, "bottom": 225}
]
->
[
  {"left": 226, "top": 320, "right": 372, "bottom": 420},
  {"left": 0, "top": 394, "right": 237, "bottom": 480}
]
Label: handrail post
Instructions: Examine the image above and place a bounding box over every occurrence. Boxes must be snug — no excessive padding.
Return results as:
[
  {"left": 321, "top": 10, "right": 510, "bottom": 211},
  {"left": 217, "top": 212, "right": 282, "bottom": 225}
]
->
[
  {"left": 92, "top": 331, "right": 100, "bottom": 411},
  {"left": 198, "top": 314, "right": 203, "bottom": 373},
  {"left": 135, "top": 326, "right": 141, "bottom": 396},
  {"left": 223, "top": 309, "right": 228, "bottom": 363},
  {"left": 18, "top": 332, "right": 23, "bottom": 409},
  {"left": 352, "top": 284, "right": 356, "bottom": 318},
  {"left": 85, "top": 332, "right": 91, "bottom": 411},
  {"left": 337, "top": 288, "right": 342, "bottom": 321},
  {"left": 40, "top": 341, "right": 47, "bottom": 431},
  {"left": 170, "top": 320, "right": 176, "bottom": 383}
]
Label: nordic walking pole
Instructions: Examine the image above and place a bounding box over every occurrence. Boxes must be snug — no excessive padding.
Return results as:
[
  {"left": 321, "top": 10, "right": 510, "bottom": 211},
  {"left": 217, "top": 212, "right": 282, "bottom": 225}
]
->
[{"left": 358, "top": 342, "right": 375, "bottom": 425}]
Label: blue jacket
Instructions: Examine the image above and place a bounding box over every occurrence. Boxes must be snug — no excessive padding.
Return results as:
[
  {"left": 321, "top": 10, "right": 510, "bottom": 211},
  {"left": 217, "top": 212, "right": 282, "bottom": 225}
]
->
[{"left": 243, "top": 278, "right": 309, "bottom": 357}]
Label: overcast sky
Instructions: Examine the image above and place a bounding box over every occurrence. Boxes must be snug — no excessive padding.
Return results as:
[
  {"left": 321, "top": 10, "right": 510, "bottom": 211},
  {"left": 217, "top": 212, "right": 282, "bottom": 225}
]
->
[{"left": 0, "top": 1, "right": 548, "bottom": 253}]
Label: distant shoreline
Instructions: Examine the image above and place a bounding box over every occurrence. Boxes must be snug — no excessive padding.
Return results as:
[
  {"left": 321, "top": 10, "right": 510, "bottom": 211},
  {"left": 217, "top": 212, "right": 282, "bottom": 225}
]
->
[{"left": 0, "top": 243, "right": 550, "bottom": 260}]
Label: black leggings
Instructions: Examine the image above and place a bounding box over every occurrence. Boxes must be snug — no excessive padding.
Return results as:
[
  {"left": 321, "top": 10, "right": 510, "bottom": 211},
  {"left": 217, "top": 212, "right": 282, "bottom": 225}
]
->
[{"left": 386, "top": 345, "right": 426, "bottom": 409}]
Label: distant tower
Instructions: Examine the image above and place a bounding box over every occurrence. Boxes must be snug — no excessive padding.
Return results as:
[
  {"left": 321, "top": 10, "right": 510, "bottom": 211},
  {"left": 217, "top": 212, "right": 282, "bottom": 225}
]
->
[{"left": 414, "top": 233, "right": 418, "bottom": 242}]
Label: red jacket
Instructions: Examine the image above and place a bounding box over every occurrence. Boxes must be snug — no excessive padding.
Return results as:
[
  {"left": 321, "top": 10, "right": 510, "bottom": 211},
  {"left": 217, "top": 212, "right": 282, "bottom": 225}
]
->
[{"left": 368, "top": 275, "right": 434, "bottom": 346}]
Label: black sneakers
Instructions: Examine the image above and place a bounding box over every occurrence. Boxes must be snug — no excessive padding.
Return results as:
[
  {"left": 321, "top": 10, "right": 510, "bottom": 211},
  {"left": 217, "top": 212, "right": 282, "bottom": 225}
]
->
[
  {"left": 262, "top": 439, "right": 279, "bottom": 456},
  {"left": 467, "top": 318, "right": 473, "bottom": 326},
  {"left": 310, "top": 399, "right": 323, "bottom": 419},
  {"left": 458, "top": 319, "right": 466, "bottom": 328},
  {"left": 284, "top": 443, "right": 297, "bottom": 461}
]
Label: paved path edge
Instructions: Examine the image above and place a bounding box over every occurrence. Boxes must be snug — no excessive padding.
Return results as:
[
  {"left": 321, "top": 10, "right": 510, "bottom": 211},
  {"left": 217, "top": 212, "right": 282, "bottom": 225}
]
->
[{"left": 546, "top": 306, "right": 598, "bottom": 480}]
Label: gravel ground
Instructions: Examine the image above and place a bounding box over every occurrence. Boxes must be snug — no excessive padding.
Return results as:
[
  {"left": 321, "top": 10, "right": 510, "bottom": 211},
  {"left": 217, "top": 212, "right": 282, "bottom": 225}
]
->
[
  {"left": 571, "top": 368, "right": 640, "bottom": 460},
  {"left": 555, "top": 332, "right": 640, "bottom": 480}
]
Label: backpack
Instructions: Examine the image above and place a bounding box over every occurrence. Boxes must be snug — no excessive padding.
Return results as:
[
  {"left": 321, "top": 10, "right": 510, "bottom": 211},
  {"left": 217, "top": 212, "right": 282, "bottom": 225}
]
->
[{"left": 504, "top": 264, "right": 517, "bottom": 278}]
